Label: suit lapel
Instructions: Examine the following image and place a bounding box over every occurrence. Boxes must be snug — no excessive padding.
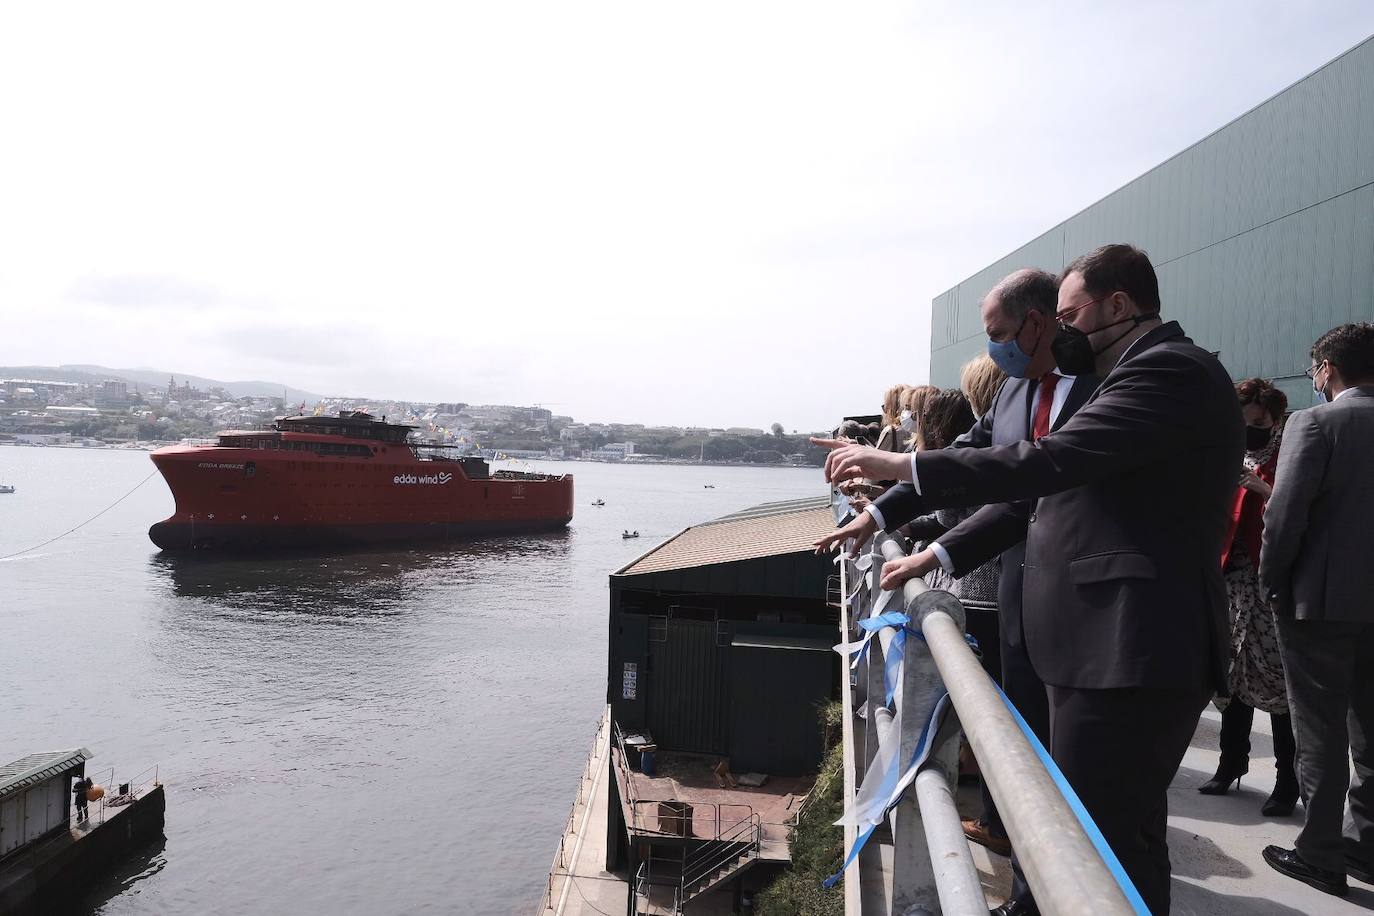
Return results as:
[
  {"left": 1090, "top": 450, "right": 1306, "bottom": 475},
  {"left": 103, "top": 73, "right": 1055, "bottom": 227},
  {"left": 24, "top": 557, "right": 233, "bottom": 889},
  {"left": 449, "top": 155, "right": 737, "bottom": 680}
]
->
[
  {"left": 1013, "top": 378, "right": 1034, "bottom": 440},
  {"left": 1052, "top": 375, "right": 1099, "bottom": 432}
]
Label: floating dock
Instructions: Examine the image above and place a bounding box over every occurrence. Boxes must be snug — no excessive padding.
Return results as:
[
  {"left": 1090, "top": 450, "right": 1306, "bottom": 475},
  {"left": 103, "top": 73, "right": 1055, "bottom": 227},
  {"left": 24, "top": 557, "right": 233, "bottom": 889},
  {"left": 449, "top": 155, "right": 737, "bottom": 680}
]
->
[{"left": 0, "top": 750, "right": 165, "bottom": 916}]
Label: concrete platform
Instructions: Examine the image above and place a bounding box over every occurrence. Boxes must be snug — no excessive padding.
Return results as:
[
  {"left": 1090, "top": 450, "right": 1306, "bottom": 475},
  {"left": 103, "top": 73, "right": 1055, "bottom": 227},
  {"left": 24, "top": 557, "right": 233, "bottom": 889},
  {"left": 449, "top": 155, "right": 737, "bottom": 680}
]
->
[
  {"left": 623, "top": 754, "right": 812, "bottom": 860},
  {"left": 542, "top": 709, "right": 631, "bottom": 916},
  {"left": 1169, "top": 705, "right": 1372, "bottom": 915}
]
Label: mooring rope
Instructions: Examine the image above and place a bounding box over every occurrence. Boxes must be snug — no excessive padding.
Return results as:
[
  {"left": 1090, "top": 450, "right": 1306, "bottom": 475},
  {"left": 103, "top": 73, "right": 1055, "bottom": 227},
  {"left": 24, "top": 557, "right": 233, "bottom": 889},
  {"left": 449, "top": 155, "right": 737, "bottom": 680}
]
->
[{"left": 0, "top": 469, "right": 160, "bottom": 562}]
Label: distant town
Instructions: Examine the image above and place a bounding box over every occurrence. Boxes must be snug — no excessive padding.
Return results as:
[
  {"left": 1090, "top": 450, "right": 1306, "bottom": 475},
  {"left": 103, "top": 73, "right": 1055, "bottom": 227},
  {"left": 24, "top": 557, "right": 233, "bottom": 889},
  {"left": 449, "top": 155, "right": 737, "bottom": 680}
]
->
[{"left": 0, "top": 367, "right": 831, "bottom": 467}]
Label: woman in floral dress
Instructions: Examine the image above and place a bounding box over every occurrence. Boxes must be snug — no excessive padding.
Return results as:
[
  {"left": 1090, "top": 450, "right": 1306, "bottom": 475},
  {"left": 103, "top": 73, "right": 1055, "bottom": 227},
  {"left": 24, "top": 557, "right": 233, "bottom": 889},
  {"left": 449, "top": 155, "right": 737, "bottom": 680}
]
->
[{"left": 1198, "top": 378, "right": 1297, "bottom": 816}]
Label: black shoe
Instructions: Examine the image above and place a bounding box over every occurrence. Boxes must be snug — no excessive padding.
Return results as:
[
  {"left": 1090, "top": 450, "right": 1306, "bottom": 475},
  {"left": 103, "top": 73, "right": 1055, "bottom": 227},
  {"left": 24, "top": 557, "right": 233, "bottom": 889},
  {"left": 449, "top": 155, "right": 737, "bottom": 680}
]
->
[
  {"left": 1347, "top": 857, "right": 1374, "bottom": 885},
  {"left": 990, "top": 897, "right": 1039, "bottom": 916},
  {"left": 1197, "top": 760, "right": 1248, "bottom": 795},
  {"left": 1263, "top": 846, "right": 1348, "bottom": 896},
  {"left": 1261, "top": 785, "right": 1299, "bottom": 817}
]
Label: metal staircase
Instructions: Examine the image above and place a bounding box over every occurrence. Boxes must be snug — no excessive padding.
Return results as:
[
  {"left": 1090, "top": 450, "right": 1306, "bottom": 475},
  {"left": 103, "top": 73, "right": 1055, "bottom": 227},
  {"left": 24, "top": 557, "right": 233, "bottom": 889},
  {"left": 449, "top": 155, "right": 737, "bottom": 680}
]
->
[{"left": 631, "top": 812, "right": 763, "bottom": 914}]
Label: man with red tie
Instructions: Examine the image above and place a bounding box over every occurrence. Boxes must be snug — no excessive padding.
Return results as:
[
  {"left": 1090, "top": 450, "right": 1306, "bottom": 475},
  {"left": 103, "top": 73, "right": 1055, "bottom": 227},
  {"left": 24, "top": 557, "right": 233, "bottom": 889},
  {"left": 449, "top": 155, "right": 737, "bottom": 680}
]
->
[
  {"left": 814, "top": 245, "right": 1243, "bottom": 915},
  {"left": 853, "top": 267, "right": 1099, "bottom": 916}
]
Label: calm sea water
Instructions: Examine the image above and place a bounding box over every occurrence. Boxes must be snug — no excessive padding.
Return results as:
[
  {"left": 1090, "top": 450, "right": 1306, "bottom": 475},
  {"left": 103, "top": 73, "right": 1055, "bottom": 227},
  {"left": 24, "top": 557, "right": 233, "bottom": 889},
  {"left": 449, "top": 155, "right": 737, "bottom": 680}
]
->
[{"left": 0, "top": 448, "right": 821, "bottom": 915}]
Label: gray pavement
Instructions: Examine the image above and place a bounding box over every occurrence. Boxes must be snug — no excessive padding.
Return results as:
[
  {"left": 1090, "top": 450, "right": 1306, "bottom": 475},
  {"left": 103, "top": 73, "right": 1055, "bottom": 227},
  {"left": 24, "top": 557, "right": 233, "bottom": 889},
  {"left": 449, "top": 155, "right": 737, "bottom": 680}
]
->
[{"left": 1169, "top": 706, "right": 1371, "bottom": 915}]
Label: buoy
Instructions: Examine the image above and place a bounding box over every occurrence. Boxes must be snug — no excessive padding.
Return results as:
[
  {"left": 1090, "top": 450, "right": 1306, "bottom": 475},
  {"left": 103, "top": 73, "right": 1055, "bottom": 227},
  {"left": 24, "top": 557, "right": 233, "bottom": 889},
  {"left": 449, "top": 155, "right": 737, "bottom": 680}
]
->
[{"left": 86, "top": 784, "right": 105, "bottom": 802}]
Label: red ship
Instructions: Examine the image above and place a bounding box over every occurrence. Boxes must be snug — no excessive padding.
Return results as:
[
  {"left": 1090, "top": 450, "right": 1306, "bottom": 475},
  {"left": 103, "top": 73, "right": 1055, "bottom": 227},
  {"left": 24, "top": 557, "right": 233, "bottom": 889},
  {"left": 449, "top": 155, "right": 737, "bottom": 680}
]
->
[{"left": 148, "top": 411, "right": 574, "bottom": 550}]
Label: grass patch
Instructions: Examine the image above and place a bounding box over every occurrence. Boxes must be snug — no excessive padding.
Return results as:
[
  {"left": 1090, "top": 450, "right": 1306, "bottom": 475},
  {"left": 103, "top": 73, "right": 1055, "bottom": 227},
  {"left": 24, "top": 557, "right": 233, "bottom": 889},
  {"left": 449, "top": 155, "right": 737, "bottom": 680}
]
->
[{"left": 753, "top": 701, "right": 845, "bottom": 916}]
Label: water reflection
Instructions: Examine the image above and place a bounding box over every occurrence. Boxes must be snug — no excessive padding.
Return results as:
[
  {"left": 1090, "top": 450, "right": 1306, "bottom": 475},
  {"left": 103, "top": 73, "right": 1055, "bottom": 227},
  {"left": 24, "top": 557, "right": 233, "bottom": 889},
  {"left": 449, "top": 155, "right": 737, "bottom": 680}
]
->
[
  {"left": 146, "top": 530, "right": 572, "bottom": 620},
  {"left": 64, "top": 837, "right": 167, "bottom": 916}
]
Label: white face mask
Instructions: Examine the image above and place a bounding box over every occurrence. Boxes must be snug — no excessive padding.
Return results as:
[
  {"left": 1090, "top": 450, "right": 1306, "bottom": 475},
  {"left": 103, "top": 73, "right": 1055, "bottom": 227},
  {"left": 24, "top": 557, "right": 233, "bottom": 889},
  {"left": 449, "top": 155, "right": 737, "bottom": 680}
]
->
[{"left": 899, "top": 411, "right": 915, "bottom": 432}]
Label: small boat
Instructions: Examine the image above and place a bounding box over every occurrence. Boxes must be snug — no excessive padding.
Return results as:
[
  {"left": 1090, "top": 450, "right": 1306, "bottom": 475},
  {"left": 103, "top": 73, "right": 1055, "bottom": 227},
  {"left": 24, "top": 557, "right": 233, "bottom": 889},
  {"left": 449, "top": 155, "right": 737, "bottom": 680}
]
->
[
  {"left": 703, "top": 484, "right": 715, "bottom": 489},
  {"left": 0, "top": 484, "right": 14, "bottom": 494},
  {"left": 622, "top": 530, "right": 640, "bottom": 539},
  {"left": 591, "top": 499, "right": 605, "bottom": 506}
]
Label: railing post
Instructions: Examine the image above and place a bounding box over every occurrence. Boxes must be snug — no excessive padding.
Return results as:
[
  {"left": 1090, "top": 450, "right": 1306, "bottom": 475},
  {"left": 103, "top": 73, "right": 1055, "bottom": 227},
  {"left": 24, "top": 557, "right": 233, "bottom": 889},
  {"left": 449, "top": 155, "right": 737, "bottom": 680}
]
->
[{"left": 888, "top": 578, "right": 964, "bottom": 915}]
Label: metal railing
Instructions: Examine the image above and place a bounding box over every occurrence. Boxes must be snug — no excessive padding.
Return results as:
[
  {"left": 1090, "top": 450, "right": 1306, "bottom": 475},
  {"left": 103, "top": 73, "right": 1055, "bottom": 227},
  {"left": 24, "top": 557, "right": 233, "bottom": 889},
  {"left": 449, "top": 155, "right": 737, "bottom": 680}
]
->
[
  {"left": 681, "top": 812, "right": 761, "bottom": 898},
  {"left": 73, "top": 763, "right": 161, "bottom": 828},
  {"left": 840, "top": 531, "right": 1136, "bottom": 916}
]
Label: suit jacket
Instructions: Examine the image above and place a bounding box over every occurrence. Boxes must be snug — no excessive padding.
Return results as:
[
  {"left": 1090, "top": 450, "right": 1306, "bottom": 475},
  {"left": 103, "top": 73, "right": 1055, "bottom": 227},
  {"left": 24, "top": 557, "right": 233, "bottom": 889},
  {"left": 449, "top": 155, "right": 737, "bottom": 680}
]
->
[
  {"left": 1259, "top": 386, "right": 1374, "bottom": 621},
  {"left": 873, "top": 372, "right": 1099, "bottom": 651},
  {"left": 877, "top": 322, "right": 1243, "bottom": 691}
]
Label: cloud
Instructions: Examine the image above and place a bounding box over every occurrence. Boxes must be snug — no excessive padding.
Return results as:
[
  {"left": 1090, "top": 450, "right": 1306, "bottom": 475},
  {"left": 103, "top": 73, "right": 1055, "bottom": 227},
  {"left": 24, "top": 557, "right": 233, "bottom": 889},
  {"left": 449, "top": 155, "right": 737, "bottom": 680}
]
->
[{"left": 66, "top": 273, "right": 224, "bottom": 309}]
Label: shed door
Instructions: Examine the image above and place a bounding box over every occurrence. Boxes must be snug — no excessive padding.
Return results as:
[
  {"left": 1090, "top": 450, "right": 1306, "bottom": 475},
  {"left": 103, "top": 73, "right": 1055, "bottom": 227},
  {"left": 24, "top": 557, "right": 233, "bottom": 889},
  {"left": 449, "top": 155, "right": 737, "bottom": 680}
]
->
[
  {"left": 1, "top": 795, "right": 21, "bottom": 856},
  {"left": 45, "top": 779, "right": 65, "bottom": 829},
  {"left": 648, "top": 618, "right": 730, "bottom": 755}
]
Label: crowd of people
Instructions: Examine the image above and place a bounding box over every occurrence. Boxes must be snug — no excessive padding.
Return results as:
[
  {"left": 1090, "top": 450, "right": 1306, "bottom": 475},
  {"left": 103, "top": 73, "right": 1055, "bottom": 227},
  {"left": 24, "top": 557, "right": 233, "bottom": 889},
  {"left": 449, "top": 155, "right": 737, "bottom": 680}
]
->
[{"left": 813, "top": 243, "right": 1374, "bottom": 914}]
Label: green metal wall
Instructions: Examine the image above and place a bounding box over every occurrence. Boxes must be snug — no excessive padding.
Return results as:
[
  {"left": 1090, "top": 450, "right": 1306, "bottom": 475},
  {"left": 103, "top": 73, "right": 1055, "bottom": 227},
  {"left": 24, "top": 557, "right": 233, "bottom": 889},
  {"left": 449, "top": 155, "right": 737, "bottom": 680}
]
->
[{"left": 930, "top": 36, "right": 1374, "bottom": 406}]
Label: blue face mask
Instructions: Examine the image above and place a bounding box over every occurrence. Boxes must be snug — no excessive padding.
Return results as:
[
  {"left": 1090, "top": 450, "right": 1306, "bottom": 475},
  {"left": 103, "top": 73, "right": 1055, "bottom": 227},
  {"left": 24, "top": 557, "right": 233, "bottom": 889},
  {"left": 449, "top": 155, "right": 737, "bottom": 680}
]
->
[{"left": 986, "top": 312, "right": 1037, "bottom": 378}]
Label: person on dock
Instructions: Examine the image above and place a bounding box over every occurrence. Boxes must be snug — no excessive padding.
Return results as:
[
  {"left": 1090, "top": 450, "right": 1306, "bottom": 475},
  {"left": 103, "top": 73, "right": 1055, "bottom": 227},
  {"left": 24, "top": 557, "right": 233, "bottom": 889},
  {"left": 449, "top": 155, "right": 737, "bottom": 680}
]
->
[
  {"left": 73, "top": 774, "right": 91, "bottom": 823},
  {"left": 1259, "top": 322, "right": 1374, "bottom": 898}
]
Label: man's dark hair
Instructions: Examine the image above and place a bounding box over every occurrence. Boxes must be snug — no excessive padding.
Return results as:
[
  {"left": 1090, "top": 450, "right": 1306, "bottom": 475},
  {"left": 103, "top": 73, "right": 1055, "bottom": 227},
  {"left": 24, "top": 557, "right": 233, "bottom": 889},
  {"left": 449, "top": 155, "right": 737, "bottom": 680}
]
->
[
  {"left": 1062, "top": 243, "right": 1161, "bottom": 314},
  {"left": 1312, "top": 322, "right": 1374, "bottom": 383},
  {"left": 994, "top": 268, "right": 1059, "bottom": 322},
  {"left": 920, "top": 390, "right": 976, "bottom": 451}
]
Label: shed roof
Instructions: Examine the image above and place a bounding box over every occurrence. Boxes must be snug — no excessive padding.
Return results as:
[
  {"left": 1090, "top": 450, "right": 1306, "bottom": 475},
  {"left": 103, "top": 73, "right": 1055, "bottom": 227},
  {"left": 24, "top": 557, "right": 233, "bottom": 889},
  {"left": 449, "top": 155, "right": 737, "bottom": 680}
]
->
[
  {"left": 614, "top": 497, "right": 834, "bottom": 577},
  {"left": 0, "top": 748, "right": 92, "bottom": 801}
]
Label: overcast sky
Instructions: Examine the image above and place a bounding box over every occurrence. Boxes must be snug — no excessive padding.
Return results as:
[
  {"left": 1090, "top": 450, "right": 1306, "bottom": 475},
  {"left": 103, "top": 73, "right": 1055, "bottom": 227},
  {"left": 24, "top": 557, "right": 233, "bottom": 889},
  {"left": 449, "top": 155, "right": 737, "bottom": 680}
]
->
[{"left": 3, "top": 3, "right": 1372, "bottom": 430}]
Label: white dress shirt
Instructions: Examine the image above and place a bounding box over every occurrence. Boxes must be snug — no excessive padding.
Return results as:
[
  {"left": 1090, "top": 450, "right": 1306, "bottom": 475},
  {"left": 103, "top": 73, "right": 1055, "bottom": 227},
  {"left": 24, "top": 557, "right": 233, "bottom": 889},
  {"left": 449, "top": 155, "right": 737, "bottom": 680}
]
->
[{"left": 865, "top": 372, "right": 1077, "bottom": 574}]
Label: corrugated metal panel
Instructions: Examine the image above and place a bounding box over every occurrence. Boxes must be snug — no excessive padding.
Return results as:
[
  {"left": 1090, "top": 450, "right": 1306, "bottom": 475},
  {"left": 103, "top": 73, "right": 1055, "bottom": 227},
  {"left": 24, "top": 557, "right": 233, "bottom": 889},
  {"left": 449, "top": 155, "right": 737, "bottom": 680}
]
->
[
  {"left": 647, "top": 618, "right": 730, "bottom": 755},
  {"left": 0, "top": 748, "right": 90, "bottom": 802},
  {"left": 928, "top": 35, "right": 1374, "bottom": 388},
  {"left": 729, "top": 644, "right": 832, "bottom": 775},
  {"left": 615, "top": 506, "right": 834, "bottom": 577}
]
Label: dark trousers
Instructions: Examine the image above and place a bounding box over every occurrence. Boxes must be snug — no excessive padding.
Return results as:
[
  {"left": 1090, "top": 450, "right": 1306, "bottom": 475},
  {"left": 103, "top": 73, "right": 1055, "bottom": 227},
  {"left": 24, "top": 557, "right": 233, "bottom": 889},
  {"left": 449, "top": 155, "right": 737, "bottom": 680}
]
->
[
  {"left": 1276, "top": 617, "right": 1374, "bottom": 871},
  {"left": 1217, "top": 699, "right": 1296, "bottom": 786},
  {"left": 981, "top": 624, "right": 1050, "bottom": 902},
  {"left": 1044, "top": 684, "right": 1210, "bottom": 916}
]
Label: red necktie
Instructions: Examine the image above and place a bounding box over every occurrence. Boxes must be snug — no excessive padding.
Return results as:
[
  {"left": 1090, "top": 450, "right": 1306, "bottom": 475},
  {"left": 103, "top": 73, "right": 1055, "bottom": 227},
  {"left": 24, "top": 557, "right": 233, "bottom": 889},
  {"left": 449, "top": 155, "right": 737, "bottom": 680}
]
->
[{"left": 1032, "top": 372, "right": 1061, "bottom": 441}]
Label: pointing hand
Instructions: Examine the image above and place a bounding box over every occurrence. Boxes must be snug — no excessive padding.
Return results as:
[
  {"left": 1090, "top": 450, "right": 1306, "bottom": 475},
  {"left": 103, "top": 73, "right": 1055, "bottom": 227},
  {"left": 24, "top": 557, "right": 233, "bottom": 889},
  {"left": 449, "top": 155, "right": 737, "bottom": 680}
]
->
[
  {"left": 811, "top": 437, "right": 910, "bottom": 484},
  {"left": 813, "top": 511, "right": 877, "bottom": 558}
]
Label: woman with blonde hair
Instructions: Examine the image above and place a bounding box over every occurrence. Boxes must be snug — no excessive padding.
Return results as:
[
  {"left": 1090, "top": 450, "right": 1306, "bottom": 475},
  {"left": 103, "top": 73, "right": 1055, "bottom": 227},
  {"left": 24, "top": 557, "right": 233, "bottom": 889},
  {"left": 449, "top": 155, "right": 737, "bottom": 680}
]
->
[
  {"left": 902, "top": 385, "right": 939, "bottom": 451},
  {"left": 875, "top": 384, "right": 911, "bottom": 452},
  {"left": 960, "top": 355, "right": 1008, "bottom": 420}
]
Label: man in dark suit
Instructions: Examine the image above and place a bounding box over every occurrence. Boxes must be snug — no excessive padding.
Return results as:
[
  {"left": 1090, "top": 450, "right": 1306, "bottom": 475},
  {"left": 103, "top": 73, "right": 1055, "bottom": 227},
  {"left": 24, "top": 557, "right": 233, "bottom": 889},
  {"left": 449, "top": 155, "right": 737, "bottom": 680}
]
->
[
  {"left": 863, "top": 268, "right": 1098, "bottom": 915},
  {"left": 814, "top": 244, "right": 1243, "bottom": 915},
  {"left": 1259, "top": 323, "right": 1374, "bottom": 898}
]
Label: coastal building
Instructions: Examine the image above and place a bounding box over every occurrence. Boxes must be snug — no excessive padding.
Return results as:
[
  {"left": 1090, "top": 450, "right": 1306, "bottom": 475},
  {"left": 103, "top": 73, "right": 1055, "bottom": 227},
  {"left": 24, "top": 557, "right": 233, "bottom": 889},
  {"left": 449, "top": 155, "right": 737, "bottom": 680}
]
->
[
  {"left": 927, "top": 35, "right": 1374, "bottom": 404},
  {"left": 542, "top": 497, "right": 840, "bottom": 913},
  {"left": 585, "top": 442, "right": 636, "bottom": 461}
]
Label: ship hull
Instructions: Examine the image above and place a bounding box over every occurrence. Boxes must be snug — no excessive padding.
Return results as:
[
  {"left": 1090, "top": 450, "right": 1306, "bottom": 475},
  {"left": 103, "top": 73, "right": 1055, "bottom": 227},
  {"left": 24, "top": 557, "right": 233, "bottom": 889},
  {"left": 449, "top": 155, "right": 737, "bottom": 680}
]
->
[
  {"left": 148, "top": 517, "right": 572, "bottom": 551},
  {"left": 148, "top": 442, "right": 573, "bottom": 552}
]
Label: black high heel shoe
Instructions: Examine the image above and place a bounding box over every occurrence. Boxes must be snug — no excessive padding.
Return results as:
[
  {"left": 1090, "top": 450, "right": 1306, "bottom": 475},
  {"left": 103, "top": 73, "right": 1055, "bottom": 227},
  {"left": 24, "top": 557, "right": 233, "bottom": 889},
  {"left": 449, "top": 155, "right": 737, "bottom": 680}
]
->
[{"left": 1198, "top": 760, "right": 1248, "bottom": 795}]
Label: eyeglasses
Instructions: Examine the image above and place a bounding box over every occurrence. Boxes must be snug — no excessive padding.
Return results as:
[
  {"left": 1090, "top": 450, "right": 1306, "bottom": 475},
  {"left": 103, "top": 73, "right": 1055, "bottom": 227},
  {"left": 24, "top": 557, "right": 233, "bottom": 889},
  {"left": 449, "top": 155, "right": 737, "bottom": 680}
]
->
[
  {"left": 1304, "top": 362, "right": 1325, "bottom": 379},
  {"left": 1055, "top": 295, "right": 1107, "bottom": 324}
]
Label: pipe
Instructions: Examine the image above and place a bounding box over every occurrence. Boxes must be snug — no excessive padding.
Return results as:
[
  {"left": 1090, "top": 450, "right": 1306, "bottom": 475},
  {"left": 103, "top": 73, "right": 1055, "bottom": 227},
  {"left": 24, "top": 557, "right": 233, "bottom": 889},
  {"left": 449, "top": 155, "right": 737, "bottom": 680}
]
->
[
  {"left": 913, "top": 766, "right": 988, "bottom": 915},
  {"left": 920, "top": 606, "right": 1135, "bottom": 915}
]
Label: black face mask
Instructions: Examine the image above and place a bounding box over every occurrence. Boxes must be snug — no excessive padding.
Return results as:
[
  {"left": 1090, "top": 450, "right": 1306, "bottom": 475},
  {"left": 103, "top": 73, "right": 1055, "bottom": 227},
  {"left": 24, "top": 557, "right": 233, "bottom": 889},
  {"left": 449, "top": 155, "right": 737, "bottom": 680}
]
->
[
  {"left": 1050, "top": 312, "right": 1156, "bottom": 376},
  {"left": 1245, "top": 424, "right": 1272, "bottom": 452}
]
